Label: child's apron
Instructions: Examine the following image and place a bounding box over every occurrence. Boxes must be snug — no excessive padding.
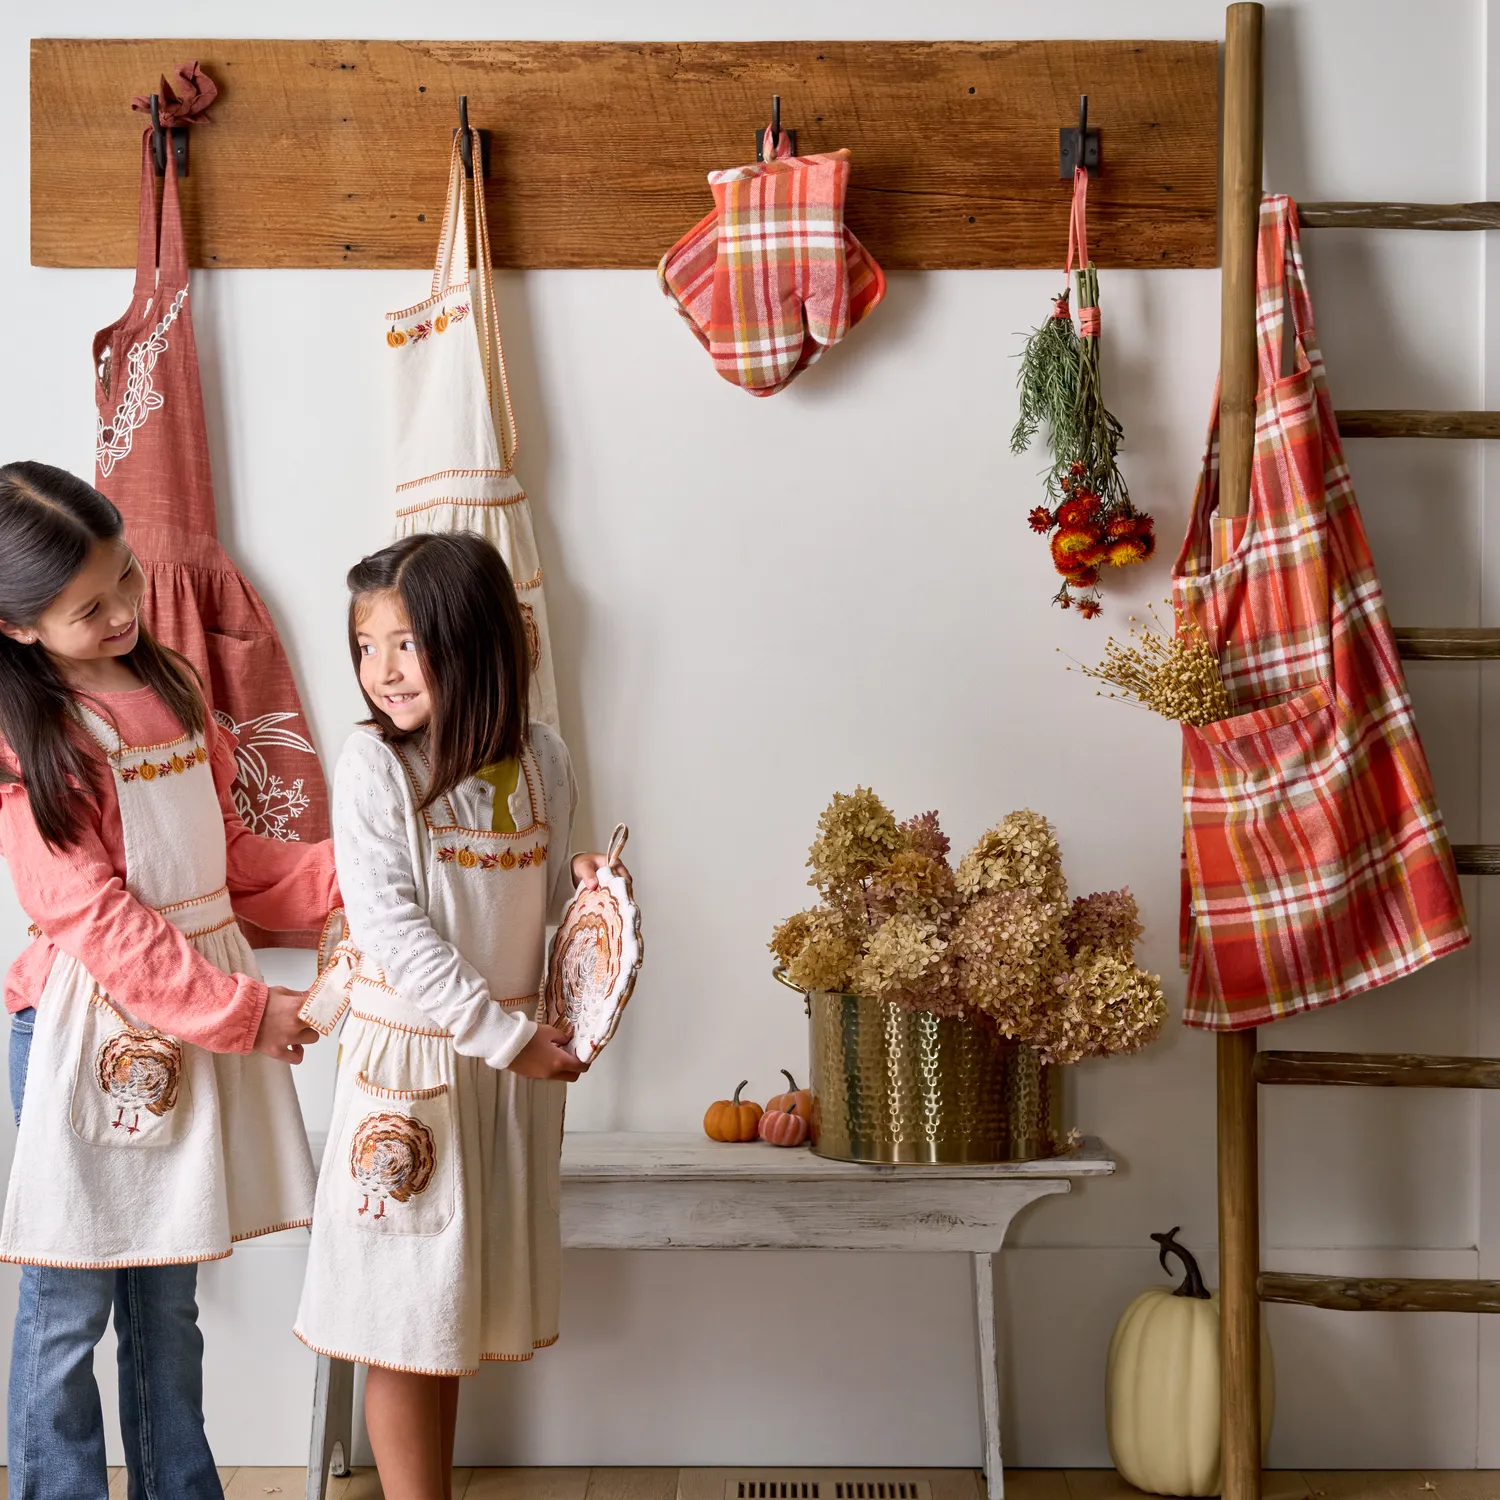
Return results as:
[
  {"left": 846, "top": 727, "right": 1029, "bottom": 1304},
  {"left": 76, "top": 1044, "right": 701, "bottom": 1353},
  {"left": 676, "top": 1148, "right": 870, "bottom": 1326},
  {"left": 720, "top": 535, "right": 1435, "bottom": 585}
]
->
[
  {"left": 294, "top": 740, "right": 564, "bottom": 1375},
  {"left": 1173, "top": 195, "right": 1469, "bottom": 1029},
  {"left": 0, "top": 705, "right": 316, "bottom": 1267},
  {"left": 386, "top": 132, "right": 559, "bottom": 728},
  {"left": 93, "top": 131, "right": 329, "bottom": 943}
]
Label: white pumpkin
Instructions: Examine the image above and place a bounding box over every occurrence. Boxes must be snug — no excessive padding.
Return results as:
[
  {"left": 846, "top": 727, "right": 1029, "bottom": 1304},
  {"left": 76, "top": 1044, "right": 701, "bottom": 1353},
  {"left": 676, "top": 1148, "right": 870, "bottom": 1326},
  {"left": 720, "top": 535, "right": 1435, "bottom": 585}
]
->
[{"left": 1106, "top": 1228, "right": 1273, "bottom": 1497}]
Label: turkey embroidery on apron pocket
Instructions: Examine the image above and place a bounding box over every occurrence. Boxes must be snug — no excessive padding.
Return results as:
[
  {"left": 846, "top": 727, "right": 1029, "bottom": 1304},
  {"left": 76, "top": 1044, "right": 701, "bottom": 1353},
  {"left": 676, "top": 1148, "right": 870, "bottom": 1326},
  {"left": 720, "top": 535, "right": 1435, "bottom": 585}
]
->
[
  {"left": 93, "top": 130, "right": 328, "bottom": 944},
  {"left": 0, "top": 704, "right": 315, "bottom": 1269},
  {"left": 387, "top": 131, "right": 559, "bottom": 727},
  {"left": 342, "top": 1074, "right": 455, "bottom": 1234},
  {"left": 72, "top": 993, "right": 191, "bottom": 1146},
  {"left": 1172, "top": 195, "right": 1469, "bottom": 1032}
]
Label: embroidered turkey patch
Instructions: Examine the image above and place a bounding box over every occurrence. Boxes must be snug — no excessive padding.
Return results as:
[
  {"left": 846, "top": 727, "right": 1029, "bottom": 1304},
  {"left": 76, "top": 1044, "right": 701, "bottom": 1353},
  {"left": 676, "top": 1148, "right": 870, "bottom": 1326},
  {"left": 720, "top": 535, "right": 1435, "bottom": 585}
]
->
[
  {"left": 95, "top": 1029, "right": 183, "bottom": 1136},
  {"left": 349, "top": 1111, "right": 438, "bottom": 1220}
]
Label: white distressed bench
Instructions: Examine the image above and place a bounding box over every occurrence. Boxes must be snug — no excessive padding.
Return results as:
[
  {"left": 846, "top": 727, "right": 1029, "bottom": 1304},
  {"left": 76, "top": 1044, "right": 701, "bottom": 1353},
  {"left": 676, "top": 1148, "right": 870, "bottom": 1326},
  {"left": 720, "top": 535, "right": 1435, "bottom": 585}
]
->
[{"left": 305, "top": 1131, "right": 1115, "bottom": 1500}]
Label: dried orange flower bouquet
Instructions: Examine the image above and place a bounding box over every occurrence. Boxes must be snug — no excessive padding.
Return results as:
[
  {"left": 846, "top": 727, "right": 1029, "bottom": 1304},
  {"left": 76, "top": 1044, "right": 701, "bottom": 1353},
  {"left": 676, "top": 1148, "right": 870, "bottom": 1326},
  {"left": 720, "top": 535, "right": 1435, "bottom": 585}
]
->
[{"left": 770, "top": 789, "right": 1165, "bottom": 1065}]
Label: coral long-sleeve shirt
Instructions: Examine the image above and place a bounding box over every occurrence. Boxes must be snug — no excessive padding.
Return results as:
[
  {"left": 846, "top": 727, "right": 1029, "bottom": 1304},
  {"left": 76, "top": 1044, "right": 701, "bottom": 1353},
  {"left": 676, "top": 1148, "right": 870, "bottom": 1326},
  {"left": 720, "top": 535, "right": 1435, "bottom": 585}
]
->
[{"left": 0, "top": 685, "right": 338, "bottom": 1054}]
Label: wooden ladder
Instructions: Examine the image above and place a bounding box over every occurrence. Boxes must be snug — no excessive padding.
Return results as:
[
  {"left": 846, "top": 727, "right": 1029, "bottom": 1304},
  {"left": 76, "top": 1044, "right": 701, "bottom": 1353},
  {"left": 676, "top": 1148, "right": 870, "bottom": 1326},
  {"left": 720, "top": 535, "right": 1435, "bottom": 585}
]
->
[{"left": 1218, "top": 7, "right": 1500, "bottom": 1498}]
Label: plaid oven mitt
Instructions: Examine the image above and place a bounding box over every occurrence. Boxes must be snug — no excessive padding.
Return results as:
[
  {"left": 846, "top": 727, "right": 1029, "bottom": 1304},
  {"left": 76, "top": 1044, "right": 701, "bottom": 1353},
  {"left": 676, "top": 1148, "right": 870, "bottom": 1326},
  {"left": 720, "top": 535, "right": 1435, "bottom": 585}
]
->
[{"left": 658, "top": 131, "right": 886, "bottom": 396}]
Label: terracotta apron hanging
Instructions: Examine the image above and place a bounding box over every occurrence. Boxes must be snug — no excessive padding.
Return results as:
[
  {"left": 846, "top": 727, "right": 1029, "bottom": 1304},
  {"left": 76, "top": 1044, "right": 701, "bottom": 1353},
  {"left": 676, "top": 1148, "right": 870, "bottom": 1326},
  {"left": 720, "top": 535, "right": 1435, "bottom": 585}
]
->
[
  {"left": 386, "top": 132, "right": 559, "bottom": 727},
  {"left": 1173, "top": 195, "right": 1469, "bottom": 1030},
  {"left": 0, "top": 704, "right": 315, "bottom": 1267},
  {"left": 294, "top": 736, "right": 564, "bottom": 1373},
  {"left": 92, "top": 131, "right": 329, "bottom": 945}
]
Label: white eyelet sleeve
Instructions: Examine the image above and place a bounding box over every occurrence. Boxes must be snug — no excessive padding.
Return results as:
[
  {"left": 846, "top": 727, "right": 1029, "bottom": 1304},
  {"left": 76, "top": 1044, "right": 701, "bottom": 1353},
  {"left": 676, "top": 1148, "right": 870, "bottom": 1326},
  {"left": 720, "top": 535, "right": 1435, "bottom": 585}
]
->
[{"left": 332, "top": 729, "right": 537, "bottom": 1069}]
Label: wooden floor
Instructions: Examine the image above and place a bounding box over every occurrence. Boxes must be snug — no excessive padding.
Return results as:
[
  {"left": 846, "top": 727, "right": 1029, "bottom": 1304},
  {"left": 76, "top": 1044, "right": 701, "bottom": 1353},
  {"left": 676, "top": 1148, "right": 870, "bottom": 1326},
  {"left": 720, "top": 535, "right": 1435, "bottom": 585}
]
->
[{"left": 1, "top": 1468, "right": 1497, "bottom": 1499}]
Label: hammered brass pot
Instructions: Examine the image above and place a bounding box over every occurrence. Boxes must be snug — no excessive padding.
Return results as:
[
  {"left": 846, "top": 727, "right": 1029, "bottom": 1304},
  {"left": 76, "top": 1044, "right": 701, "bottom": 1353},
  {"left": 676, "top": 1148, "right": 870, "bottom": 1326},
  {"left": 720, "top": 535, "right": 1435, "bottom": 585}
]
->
[{"left": 802, "top": 987, "right": 1064, "bottom": 1164}]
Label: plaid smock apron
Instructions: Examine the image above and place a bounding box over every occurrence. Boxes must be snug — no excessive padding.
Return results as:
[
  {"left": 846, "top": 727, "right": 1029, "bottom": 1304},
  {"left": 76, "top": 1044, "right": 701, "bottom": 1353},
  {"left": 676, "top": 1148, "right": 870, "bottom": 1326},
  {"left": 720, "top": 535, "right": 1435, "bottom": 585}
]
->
[
  {"left": 93, "top": 132, "right": 329, "bottom": 943},
  {"left": 1173, "top": 195, "right": 1469, "bottom": 1031},
  {"left": 386, "top": 132, "right": 559, "bottom": 728}
]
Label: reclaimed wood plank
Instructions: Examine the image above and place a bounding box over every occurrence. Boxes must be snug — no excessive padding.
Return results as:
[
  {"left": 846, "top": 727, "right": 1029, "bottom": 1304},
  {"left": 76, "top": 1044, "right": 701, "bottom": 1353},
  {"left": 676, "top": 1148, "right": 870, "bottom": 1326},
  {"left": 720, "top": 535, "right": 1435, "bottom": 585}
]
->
[{"left": 31, "top": 39, "right": 1218, "bottom": 270}]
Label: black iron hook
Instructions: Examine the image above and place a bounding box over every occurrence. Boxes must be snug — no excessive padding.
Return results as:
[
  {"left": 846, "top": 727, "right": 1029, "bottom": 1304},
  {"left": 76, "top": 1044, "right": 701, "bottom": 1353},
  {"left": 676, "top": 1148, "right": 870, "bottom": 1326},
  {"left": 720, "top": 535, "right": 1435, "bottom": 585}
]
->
[
  {"left": 755, "top": 93, "right": 797, "bottom": 162},
  {"left": 453, "top": 94, "right": 491, "bottom": 181},
  {"left": 149, "top": 93, "right": 189, "bottom": 178},
  {"left": 1059, "top": 92, "right": 1099, "bottom": 178}
]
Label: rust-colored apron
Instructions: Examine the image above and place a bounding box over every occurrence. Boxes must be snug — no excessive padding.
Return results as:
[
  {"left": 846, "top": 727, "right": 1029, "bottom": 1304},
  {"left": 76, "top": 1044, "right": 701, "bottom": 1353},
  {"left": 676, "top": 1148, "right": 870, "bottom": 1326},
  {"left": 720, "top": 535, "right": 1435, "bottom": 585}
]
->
[{"left": 93, "top": 130, "right": 329, "bottom": 946}]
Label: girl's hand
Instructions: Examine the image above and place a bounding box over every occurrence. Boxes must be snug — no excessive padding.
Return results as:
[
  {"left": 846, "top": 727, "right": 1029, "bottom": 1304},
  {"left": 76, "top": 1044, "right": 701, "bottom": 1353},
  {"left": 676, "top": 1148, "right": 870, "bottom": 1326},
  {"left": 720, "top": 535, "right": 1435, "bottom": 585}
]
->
[
  {"left": 571, "top": 850, "right": 629, "bottom": 891},
  {"left": 254, "top": 985, "right": 320, "bottom": 1064},
  {"left": 510, "top": 1023, "right": 588, "bottom": 1081}
]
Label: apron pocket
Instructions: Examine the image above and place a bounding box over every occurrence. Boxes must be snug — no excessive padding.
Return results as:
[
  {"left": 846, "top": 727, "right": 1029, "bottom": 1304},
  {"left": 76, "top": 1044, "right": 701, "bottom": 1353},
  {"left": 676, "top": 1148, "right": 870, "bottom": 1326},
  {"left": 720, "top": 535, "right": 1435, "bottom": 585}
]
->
[
  {"left": 340, "top": 1073, "right": 455, "bottom": 1236},
  {"left": 71, "top": 995, "right": 192, "bottom": 1148}
]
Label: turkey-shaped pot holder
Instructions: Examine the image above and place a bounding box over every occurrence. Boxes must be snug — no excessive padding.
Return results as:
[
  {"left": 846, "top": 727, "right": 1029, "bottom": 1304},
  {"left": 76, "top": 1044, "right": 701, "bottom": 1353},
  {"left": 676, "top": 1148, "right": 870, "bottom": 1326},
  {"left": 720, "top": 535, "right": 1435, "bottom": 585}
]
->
[{"left": 545, "top": 824, "right": 643, "bottom": 1064}]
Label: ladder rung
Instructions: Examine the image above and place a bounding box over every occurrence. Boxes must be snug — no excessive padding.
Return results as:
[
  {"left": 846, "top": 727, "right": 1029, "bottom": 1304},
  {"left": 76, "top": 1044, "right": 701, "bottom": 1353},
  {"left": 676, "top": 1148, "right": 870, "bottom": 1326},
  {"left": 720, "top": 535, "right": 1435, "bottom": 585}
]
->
[
  {"left": 1336, "top": 409, "right": 1500, "bottom": 439},
  {"left": 1255, "top": 1050, "right": 1500, "bottom": 1088},
  {"left": 1259, "top": 1273, "right": 1500, "bottom": 1314},
  {"left": 1396, "top": 627, "right": 1500, "bottom": 660},
  {"left": 1300, "top": 202, "right": 1500, "bottom": 231},
  {"left": 1454, "top": 844, "right": 1500, "bottom": 875}
]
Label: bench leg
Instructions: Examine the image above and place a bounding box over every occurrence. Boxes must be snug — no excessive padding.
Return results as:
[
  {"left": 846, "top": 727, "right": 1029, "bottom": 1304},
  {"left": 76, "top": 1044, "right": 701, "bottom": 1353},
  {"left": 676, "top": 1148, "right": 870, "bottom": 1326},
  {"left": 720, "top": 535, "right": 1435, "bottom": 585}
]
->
[
  {"left": 305, "top": 1353, "right": 357, "bottom": 1500},
  {"left": 972, "top": 1252, "right": 1004, "bottom": 1500}
]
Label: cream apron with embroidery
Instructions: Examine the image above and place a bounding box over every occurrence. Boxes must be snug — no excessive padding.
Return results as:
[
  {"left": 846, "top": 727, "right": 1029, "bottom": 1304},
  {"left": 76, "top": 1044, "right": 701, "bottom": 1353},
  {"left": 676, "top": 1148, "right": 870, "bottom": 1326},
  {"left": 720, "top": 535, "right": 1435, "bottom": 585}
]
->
[
  {"left": 387, "top": 132, "right": 559, "bottom": 728},
  {"left": 294, "top": 740, "right": 565, "bottom": 1374},
  {"left": 0, "top": 707, "right": 316, "bottom": 1268}
]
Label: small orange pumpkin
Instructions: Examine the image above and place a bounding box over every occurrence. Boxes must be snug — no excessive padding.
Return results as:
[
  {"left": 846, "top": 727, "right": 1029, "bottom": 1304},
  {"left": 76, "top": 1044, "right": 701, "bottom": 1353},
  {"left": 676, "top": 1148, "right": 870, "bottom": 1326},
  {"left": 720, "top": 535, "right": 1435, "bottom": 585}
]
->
[
  {"left": 758, "top": 1102, "right": 810, "bottom": 1148},
  {"left": 703, "top": 1081, "right": 763, "bottom": 1143},
  {"left": 765, "top": 1068, "right": 813, "bottom": 1122}
]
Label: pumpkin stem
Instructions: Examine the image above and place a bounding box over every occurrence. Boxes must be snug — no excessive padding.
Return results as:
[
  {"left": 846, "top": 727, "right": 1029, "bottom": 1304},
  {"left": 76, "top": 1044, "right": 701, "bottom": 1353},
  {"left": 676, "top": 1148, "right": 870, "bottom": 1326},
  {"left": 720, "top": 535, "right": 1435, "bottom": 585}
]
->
[
  {"left": 781, "top": 1069, "right": 799, "bottom": 1093},
  {"left": 1151, "top": 1226, "right": 1210, "bottom": 1299},
  {"left": 732, "top": 1080, "right": 748, "bottom": 1106}
]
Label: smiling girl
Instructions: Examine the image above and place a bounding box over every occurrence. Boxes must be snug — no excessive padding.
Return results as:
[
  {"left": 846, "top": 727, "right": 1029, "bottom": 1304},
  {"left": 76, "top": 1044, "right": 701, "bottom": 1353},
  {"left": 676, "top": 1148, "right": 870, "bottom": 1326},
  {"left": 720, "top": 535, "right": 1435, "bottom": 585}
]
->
[
  {"left": 295, "top": 532, "right": 616, "bottom": 1500},
  {"left": 0, "top": 462, "right": 335, "bottom": 1500}
]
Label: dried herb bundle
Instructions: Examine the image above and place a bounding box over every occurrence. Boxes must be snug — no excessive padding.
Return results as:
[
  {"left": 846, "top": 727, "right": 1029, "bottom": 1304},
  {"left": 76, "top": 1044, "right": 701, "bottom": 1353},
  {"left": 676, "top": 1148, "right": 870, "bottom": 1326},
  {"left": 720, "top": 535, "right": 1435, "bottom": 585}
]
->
[
  {"left": 1067, "top": 604, "right": 1231, "bottom": 726},
  {"left": 1012, "top": 246, "right": 1155, "bottom": 615}
]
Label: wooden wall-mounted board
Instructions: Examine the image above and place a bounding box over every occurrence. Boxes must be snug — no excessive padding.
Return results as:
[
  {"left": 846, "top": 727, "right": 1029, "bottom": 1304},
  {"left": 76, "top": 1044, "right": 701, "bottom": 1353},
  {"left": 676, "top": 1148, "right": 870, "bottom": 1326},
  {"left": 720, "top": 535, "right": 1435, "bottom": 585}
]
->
[{"left": 31, "top": 39, "right": 1218, "bottom": 271}]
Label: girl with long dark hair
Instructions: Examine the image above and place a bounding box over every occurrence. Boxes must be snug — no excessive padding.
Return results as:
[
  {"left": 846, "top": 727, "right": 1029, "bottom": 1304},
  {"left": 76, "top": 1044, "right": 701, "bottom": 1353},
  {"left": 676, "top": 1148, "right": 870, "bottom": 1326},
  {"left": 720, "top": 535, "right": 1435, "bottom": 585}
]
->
[
  {"left": 295, "top": 531, "right": 616, "bottom": 1500},
  {"left": 0, "top": 461, "right": 335, "bottom": 1500}
]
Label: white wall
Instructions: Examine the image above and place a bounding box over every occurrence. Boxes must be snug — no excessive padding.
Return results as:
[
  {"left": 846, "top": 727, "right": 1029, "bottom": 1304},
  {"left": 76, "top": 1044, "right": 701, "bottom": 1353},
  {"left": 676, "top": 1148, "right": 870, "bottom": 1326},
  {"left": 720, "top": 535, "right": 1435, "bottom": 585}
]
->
[{"left": 0, "top": 0, "right": 1492, "bottom": 1472}]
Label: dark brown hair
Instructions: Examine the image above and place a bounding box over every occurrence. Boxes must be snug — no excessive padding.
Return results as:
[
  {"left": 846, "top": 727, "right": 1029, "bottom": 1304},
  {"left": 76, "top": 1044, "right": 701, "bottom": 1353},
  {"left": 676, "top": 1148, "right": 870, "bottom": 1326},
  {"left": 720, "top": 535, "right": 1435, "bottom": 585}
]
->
[
  {"left": 347, "top": 531, "right": 531, "bottom": 810},
  {"left": 0, "top": 461, "right": 206, "bottom": 849}
]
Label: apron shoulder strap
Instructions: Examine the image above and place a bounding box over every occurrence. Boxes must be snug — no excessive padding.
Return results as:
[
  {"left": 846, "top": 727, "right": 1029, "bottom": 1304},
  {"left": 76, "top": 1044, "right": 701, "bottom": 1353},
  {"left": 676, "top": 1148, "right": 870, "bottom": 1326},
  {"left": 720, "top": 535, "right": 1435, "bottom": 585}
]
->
[
  {"left": 428, "top": 130, "right": 519, "bottom": 473},
  {"left": 1255, "top": 195, "right": 1319, "bottom": 391},
  {"left": 69, "top": 700, "right": 124, "bottom": 758}
]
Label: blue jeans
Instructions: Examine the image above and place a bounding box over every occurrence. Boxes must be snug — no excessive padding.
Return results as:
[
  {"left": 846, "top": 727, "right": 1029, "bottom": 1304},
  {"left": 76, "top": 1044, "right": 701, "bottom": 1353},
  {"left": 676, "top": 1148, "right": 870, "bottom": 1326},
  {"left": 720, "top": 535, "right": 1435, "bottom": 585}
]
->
[{"left": 7, "top": 1009, "right": 222, "bottom": 1500}]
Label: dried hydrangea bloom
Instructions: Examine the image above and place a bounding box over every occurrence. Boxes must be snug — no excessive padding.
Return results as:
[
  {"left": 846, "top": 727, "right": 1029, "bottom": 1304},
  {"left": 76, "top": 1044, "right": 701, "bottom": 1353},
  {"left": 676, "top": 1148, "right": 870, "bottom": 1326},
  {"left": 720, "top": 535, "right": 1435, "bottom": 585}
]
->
[
  {"left": 1035, "top": 953, "right": 1166, "bottom": 1064},
  {"left": 783, "top": 911, "right": 861, "bottom": 995},
  {"left": 949, "top": 888, "right": 1065, "bottom": 1034},
  {"left": 898, "top": 810, "right": 952, "bottom": 866},
  {"left": 1063, "top": 887, "right": 1143, "bottom": 960},
  {"left": 852, "top": 912, "right": 948, "bottom": 1003},
  {"left": 807, "top": 787, "right": 906, "bottom": 894},
  {"left": 769, "top": 910, "right": 816, "bottom": 970},
  {"left": 885, "top": 958, "right": 968, "bottom": 1019},
  {"left": 868, "top": 850, "right": 958, "bottom": 920},
  {"left": 955, "top": 809, "right": 1067, "bottom": 907}
]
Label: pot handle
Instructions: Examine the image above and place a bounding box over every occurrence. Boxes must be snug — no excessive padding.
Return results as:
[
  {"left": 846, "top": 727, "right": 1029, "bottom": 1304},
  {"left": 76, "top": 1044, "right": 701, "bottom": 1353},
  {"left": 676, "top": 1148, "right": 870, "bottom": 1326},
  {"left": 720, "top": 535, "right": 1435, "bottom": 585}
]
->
[{"left": 771, "top": 965, "right": 805, "bottom": 994}]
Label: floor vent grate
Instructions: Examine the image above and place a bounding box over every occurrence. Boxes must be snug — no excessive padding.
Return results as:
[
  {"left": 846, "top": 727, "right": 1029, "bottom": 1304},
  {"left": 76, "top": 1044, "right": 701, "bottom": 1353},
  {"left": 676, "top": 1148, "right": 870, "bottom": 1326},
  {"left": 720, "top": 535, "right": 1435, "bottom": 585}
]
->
[{"left": 726, "top": 1480, "right": 933, "bottom": 1500}]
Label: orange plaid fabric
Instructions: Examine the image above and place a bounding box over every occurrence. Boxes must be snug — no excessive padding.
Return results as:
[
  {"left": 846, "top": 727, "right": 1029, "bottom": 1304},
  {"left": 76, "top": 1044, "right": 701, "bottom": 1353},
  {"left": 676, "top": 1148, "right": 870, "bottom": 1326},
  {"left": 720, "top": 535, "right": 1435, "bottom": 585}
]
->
[
  {"left": 657, "top": 133, "right": 885, "bottom": 396},
  {"left": 1172, "top": 195, "right": 1469, "bottom": 1030}
]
